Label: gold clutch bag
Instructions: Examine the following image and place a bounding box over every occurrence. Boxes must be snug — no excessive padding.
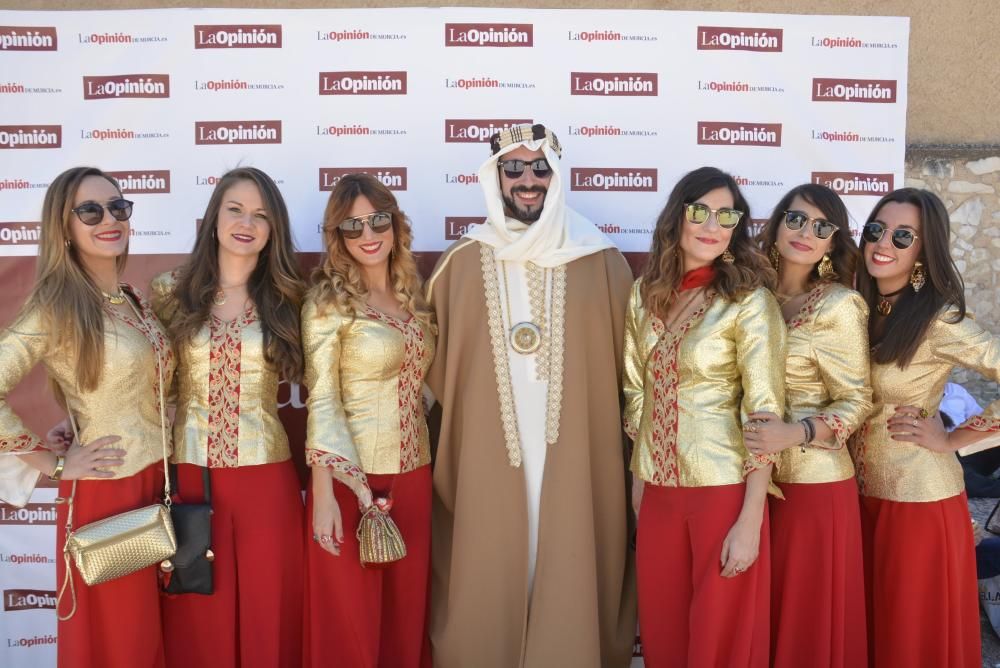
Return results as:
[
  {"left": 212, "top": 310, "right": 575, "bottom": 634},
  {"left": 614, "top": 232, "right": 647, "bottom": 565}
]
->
[
  {"left": 356, "top": 504, "right": 406, "bottom": 566},
  {"left": 65, "top": 502, "right": 176, "bottom": 586}
]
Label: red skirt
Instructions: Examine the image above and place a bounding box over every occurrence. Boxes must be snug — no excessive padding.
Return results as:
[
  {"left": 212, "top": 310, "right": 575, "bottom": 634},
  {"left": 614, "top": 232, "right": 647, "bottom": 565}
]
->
[
  {"left": 304, "top": 465, "right": 431, "bottom": 668},
  {"left": 860, "top": 492, "right": 980, "bottom": 668},
  {"left": 769, "top": 478, "right": 866, "bottom": 668},
  {"left": 637, "top": 482, "right": 770, "bottom": 668},
  {"left": 161, "top": 460, "right": 304, "bottom": 668},
  {"left": 56, "top": 464, "right": 166, "bottom": 668}
]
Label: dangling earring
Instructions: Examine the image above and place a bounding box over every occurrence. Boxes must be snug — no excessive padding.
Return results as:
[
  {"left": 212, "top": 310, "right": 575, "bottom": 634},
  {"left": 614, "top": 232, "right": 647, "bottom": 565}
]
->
[
  {"left": 722, "top": 248, "right": 735, "bottom": 264},
  {"left": 64, "top": 239, "right": 71, "bottom": 248},
  {"left": 768, "top": 244, "right": 781, "bottom": 271},
  {"left": 910, "top": 261, "right": 926, "bottom": 292},
  {"left": 817, "top": 254, "right": 836, "bottom": 280}
]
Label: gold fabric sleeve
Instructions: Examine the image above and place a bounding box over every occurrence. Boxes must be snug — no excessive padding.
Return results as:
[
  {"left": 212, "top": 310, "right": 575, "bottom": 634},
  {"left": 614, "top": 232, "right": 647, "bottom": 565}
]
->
[
  {"left": 776, "top": 284, "right": 872, "bottom": 484},
  {"left": 302, "top": 295, "right": 434, "bottom": 481},
  {"left": 854, "top": 308, "right": 1000, "bottom": 501},
  {"left": 0, "top": 290, "right": 174, "bottom": 477},
  {"left": 735, "top": 287, "right": 787, "bottom": 476},
  {"left": 935, "top": 313, "right": 1000, "bottom": 451},
  {"left": 628, "top": 285, "right": 787, "bottom": 487},
  {"left": 0, "top": 309, "right": 48, "bottom": 453},
  {"left": 621, "top": 281, "right": 644, "bottom": 441}
]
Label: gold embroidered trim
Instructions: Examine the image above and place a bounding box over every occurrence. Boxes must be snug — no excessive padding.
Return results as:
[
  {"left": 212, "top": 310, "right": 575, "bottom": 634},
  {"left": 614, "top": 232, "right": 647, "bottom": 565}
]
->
[
  {"left": 545, "top": 265, "right": 566, "bottom": 445},
  {"left": 528, "top": 262, "right": 550, "bottom": 380},
  {"left": 480, "top": 244, "right": 568, "bottom": 465},
  {"left": 481, "top": 244, "right": 523, "bottom": 467}
]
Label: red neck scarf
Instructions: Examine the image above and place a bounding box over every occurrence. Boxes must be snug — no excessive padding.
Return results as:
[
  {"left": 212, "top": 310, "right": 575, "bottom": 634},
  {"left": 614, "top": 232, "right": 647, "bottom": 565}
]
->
[{"left": 679, "top": 265, "right": 715, "bottom": 291}]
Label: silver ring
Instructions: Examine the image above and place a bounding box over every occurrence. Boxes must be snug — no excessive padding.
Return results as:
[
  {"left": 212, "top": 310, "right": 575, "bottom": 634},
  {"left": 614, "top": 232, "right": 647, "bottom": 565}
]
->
[
  {"left": 319, "top": 535, "right": 332, "bottom": 544},
  {"left": 312, "top": 534, "right": 319, "bottom": 542},
  {"left": 911, "top": 418, "right": 918, "bottom": 427},
  {"left": 734, "top": 566, "right": 744, "bottom": 574}
]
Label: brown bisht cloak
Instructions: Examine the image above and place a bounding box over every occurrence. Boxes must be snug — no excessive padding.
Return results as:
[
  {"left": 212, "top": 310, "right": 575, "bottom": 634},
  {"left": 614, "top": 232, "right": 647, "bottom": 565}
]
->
[{"left": 426, "top": 239, "right": 637, "bottom": 668}]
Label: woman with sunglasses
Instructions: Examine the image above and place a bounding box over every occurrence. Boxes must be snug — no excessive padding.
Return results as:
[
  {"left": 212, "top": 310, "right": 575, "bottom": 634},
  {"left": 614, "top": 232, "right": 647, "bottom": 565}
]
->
[
  {"left": 303, "top": 173, "right": 435, "bottom": 667},
  {"left": 852, "top": 188, "right": 1000, "bottom": 668},
  {"left": 623, "top": 167, "right": 785, "bottom": 666},
  {"left": 150, "top": 167, "right": 306, "bottom": 668},
  {"left": 0, "top": 167, "right": 174, "bottom": 667},
  {"left": 744, "top": 184, "right": 871, "bottom": 668}
]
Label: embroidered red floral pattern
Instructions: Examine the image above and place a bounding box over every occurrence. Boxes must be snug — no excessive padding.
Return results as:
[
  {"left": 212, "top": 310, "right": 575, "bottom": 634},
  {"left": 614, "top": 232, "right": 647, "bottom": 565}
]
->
[
  {"left": 0, "top": 433, "right": 43, "bottom": 453},
  {"left": 959, "top": 415, "right": 1000, "bottom": 432},
  {"left": 814, "top": 412, "right": 850, "bottom": 450},
  {"left": 308, "top": 450, "right": 370, "bottom": 497},
  {"left": 364, "top": 307, "right": 430, "bottom": 473},
  {"left": 849, "top": 422, "right": 871, "bottom": 494},
  {"left": 205, "top": 307, "right": 256, "bottom": 468},
  {"left": 646, "top": 297, "right": 713, "bottom": 486},
  {"left": 107, "top": 285, "right": 174, "bottom": 416},
  {"left": 785, "top": 283, "right": 828, "bottom": 329}
]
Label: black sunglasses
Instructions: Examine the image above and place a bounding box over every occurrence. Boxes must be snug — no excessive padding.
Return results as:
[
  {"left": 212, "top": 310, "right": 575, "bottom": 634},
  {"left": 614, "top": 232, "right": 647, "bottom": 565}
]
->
[
  {"left": 338, "top": 211, "right": 392, "bottom": 240},
  {"left": 863, "top": 221, "right": 919, "bottom": 249},
  {"left": 783, "top": 210, "right": 838, "bottom": 240},
  {"left": 498, "top": 158, "right": 552, "bottom": 180},
  {"left": 72, "top": 198, "right": 134, "bottom": 226}
]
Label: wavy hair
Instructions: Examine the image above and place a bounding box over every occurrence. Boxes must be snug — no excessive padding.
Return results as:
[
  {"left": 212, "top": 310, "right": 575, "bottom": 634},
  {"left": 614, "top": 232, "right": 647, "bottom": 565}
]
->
[
  {"left": 640, "top": 166, "right": 775, "bottom": 319},
  {"left": 169, "top": 167, "right": 305, "bottom": 382},
  {"left": 758, "top": 183, "right": 859, "bottom": 288},
  {"left": 24, "top": 166, "right": 127, "bottom": 391},
  {"left": 857, "top": 188, "right": 965, "bottom": 368},
  {"left": 310, "top": 173, "right": 434, "bottom": 331}
]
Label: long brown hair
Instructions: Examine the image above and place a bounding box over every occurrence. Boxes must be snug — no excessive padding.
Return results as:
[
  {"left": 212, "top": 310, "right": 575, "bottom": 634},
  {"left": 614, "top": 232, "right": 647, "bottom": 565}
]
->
[
  {"left": 169, "top": 167, "right": 305, "bottom": 382},
  {"left": 310, "top": 173, "right": 434, "bottom": 331},
  {"left": 640, "top": 166, "right": 775, "bottom": 318},
  {"left": 758, "top": 183, "right": 858, "bottom": 287},
  {"left": 25, "top": 166, "right": 127, "bottom": 391},
  {"left": 857, "top": 188, "right": 966, "bottom": 368}
]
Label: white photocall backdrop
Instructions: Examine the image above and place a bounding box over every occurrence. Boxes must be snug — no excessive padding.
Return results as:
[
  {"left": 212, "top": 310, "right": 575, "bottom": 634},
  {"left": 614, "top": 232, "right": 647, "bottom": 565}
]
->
[{"left": 0, "top": 7, "right": 908, "bottom": 666}]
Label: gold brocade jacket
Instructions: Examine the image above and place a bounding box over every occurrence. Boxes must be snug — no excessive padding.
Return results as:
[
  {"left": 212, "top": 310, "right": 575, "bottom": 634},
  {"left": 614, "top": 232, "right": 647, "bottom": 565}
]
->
[
  {"left": 151, "top": 272, "right": 290, "bottom": 468},
  {"left": 853, "top": 308, "right": 1000, "bottom": 502},
  {"left": 775, "top": 283, "right": 873, "bottom": 484},
  {"left": 623, "top": 280, "right": 787, "bottom": 487},
  {"left": 302, "top": 295, "right": 435, "bottom": 491},
  {"left": 0, "top": 286, "right": 174, "bottom": 477}
]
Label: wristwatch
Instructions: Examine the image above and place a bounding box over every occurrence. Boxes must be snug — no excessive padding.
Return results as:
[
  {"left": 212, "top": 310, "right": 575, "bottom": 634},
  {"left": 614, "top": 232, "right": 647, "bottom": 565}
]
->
[{"left": 49, "top": 455, "right": 65, "bottom": 481}]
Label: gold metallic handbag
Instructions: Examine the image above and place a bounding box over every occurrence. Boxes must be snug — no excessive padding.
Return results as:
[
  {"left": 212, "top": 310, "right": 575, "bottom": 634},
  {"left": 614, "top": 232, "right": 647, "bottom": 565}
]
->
[
  {"left": 356, "top": 502, "right": 406, "bottom": 566},
  {"left": 56, "top": 309, "right": 176, "bottom": 620}
]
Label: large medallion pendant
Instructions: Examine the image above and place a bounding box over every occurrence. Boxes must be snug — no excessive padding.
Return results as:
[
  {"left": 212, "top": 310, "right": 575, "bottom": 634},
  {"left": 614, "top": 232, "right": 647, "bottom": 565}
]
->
[{"left": 509, "top": 321, "right": 542, "bottom": 354}]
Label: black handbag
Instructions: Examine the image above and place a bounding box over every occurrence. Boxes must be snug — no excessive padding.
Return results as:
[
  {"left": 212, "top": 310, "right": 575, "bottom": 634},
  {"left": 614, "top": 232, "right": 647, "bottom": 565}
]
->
[{"left": 160, "top": 466, "right": 214, "bottom": 595}]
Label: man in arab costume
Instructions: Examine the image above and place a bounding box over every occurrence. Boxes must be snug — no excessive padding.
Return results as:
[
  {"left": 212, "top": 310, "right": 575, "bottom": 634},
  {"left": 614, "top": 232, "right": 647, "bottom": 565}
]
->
[{"left": 426, "top": 123, "right": 637, "bottom": 667}]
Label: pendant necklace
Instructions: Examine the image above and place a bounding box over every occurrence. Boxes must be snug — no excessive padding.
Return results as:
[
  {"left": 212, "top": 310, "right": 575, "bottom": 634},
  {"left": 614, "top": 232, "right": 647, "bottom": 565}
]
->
[
  {"left": 501, "top": 262, "right": 546, "bottom": 355},
  {"left": 877, "top": 285, "right": 907, "bottom": 316}
]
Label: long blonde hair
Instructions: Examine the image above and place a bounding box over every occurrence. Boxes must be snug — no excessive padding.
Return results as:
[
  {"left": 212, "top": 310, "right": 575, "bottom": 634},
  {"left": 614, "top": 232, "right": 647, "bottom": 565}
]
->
[
  {"left": 25, "top": 166, "right": 127, "bottom": 391},
  {"left": 310, "top": 173, "right": 434, "bottom": 331}
]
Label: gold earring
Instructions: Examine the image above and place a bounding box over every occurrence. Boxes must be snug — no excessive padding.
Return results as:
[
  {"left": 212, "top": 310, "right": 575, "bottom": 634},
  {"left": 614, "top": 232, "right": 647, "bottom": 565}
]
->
[
  {"left": 910, "top": 261, "right": 926, "bottom": 292},
  {"left": 817, "top": 254, "right": 835, "bottom": 280},
  {"left": 65, "top": 239, "right": 71, "bottom": 248},
  {"left": 722, "top": 249, "right": 735, "bottom": 264},
  {"left": 768, "top": 244, "right": 781, "bottom": 271}
]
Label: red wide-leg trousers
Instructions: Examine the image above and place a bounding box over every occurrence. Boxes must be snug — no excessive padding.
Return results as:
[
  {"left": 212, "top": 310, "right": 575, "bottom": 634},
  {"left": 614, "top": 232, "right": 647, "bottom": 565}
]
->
[
  {"left": 769, "top": 478, "right": 867, "bottom": 668},
  {"left": 304, "top": 465, "right": 432, "bottom": 668},
  {"left": 161, "top": 460, "right": 305, "bottom": 668},
  {"left": 56, "top": 464, "right": 166, "bottom": 668},
  {"left": 637, "top": 482, "right": 770, "bottom": 668},
  {"left": 860, "top": 491, "right": 980, "bottom": 668}
]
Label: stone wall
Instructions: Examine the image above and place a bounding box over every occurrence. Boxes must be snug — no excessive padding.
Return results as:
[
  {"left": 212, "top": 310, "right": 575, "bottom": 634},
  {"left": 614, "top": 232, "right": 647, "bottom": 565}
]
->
[{"left": 904, "top": 147, "right": 1000, "bottom": 409}]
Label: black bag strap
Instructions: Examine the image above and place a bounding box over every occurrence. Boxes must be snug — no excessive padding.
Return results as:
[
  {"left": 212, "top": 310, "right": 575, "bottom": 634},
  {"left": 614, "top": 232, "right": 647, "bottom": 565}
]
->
[{"left": 170, "top": 464, "right": 212, "bottom": 505}]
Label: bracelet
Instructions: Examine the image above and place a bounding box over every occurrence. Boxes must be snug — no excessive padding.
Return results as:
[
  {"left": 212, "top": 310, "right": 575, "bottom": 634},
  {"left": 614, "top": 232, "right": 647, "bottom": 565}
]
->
[
  {"left": 798, "top": 418, "right": 815, "bottom": 453},
  {"left": 49, "top": 455, "right": 65, "bottom": 482}
]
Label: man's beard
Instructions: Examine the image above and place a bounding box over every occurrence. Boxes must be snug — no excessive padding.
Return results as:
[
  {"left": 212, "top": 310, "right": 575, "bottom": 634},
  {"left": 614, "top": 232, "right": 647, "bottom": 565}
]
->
[{"left": 502, "top": 185, "right": 547, "bottom": 223}]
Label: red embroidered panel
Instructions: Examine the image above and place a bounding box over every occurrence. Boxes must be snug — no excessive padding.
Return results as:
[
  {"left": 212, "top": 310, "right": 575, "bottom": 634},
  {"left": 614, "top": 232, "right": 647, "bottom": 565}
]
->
[
  {"left": 205, "top": 308, "right": 256, "bottom": 468},
  {"left": 108, "top": 285, "right": 175, "bottom": 416},
  {"left": 646, "top": 297, "right": 712, "bottom": 487},
  {"left": 849, "top": 422, "right": 871, "bottom": 494},
  {"left": 815, "top": 412, "right": 850, "bottom": 450},
  {"left": 365, "top": 307, "right": 429, "bottom": 473},
  {"left": 960, "top": 415, "right": 1000, "bottom": 432},
  {"left": 785, "top": 283, "right": 827, "bottom": 330}
]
